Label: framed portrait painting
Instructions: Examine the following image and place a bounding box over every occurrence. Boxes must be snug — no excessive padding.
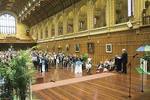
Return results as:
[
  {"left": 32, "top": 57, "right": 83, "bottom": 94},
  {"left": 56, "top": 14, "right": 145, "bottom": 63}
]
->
[
  {"left": 65, "top": 44, "right": 70, "bottom": 51},
  {"left": 87, "top": 43, "right": 94, "bottom": 54},
  {"left": 75, "top": 44, "right": 80, "bottom": 52},
  {"left": 106, "top": 44, "right": 112, "bottom": 53}
]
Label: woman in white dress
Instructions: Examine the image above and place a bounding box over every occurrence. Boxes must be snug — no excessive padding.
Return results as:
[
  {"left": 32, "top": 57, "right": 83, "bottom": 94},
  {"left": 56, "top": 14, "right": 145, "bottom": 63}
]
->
[
  {"left": 75, "top": 59, "right": 83, "bottom": 74},
  {"left": 41, "top": 57, "right": 45, "bottom": 72},
  {"left": 56, "top": 56, "right": 59, "bottom": 69}
]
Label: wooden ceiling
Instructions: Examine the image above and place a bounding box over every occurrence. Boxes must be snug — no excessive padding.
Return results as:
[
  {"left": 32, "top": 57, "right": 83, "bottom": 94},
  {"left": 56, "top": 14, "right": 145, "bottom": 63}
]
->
[
  {"left": 0, "top": 0, "right": 81, "bottom": 27},
  {"left": 0, "top": 0, "right": 28, "bottom": 14}
]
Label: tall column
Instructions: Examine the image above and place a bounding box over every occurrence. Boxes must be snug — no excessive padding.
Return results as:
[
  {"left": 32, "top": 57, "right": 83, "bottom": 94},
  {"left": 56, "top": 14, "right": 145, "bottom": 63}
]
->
[
  {"left": 42, "top": 24, "right": 45, "bottom": 39},
  {"left": 63, "top": 13, "right": 67, "bottom": 34},
  {"left": 106, "top": 0, "right": 110, "bottom": 27},
  {"left": 138, "top": 0, "right": 145, "bottom": 25},
  {"left": 48, "top": 22, "right": 51, "bottom": 38},
  {"left": 73, "top": 7, "right": 79, "bottom": 33},
  {"left": 38, "top": 28, "right": 40, "bottom": 40},
  {"left": 33, "top": 27, "right": 38, "bottom": 40},
  {"left": 34, "top": 27, "right": 38, "bottom": 40},
  {"left": 109, "top": 0, "right": 116, "bottom": 27},
  {"left": 132, "top": 0, "right": 139, "bottom": 25},
  {"left": 54, "top": 16, "right": 58, "bottom": 36},
  {"left": 87, "top": 0, "right": 94, "bottom": 30}
]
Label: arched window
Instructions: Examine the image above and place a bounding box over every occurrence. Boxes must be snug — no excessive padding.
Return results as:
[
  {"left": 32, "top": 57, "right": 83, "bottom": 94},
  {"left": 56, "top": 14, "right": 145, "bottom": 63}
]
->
[
  {"left": 67, "top": 12, "right": 74, "bottom": 33},
  {"left": 0, "top": 14, "right": 16, "bottom": 34},
  {"left": 94, "top": 0, "right": 106, "bottom": 28},
  {"left": 45, "top": 27, "right": 48, "bottom": 38},
  {"left": 115, "top": 0, "right": 128, "bottom": 24},
  {"left": 78, "top": 5, "right": 87, "bottom": 31},
  {"left": 51, "top": 24, "right": 55, "bottom": 37},
  {"left": 58, "top": 16, "right": 63, "bottom": 35}
]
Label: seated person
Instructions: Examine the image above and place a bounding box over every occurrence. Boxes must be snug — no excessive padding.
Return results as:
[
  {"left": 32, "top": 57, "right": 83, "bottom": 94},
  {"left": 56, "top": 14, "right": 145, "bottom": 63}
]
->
[
  {"left": 97, "top": 59, "right": 115, "bottom": 73},
  {"left": 103, "top": 67, "right": 109, "bottom": 72},
  {"left": 86, "top": 61, "right": 92, "bottom": 74},
  {"left": 96, "top": 61, "right": 104, "bottom": 73},
  {"left": 108, "top": 59, "right": 115, "bottom": 71},
  {"left": 104, "top": 59, "right": 110, "bottom": 69}
]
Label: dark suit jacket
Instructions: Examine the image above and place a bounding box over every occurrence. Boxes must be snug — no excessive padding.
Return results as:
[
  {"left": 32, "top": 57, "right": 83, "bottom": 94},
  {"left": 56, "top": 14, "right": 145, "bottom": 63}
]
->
[{"left": 121, "top": 52, "right": 128, "bottom": 64}]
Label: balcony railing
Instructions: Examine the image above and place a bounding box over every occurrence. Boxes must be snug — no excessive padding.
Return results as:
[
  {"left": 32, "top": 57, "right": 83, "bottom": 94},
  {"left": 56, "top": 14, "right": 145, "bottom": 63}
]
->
[{"left": 142, "top": 15, "right": 150, "bottom": 25}]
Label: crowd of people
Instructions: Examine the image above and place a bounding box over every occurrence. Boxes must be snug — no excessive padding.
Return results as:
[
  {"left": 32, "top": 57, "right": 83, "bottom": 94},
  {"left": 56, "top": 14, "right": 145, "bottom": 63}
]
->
[
  {"left": 31, "top": 48, "right": 128, "bottom": 75},
  {"left": 96, "top": 59, "right": 115, "bottom": 73},
  {"left": 31, "top": 50, "right": 93, "bottom": 74},
  {"left": 96, "top": 49, "right": 128, "bottom": 74},
  {"left": 0, "top": 48, "right": 128, "bottom": 77},
  {"left": 0, "top": 51, "right": 18, "bottom": 64}
]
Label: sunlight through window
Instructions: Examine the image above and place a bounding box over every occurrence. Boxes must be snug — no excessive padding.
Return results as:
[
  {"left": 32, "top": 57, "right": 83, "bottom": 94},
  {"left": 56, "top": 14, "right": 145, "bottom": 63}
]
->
[{"left": 0, "top": 14, "right": 16, "bottom": 34}]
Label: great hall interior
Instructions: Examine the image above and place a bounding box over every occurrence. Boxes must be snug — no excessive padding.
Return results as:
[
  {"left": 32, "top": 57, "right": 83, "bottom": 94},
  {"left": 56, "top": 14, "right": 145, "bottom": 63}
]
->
[{"left": 0, "top": 0, "right": 150, "bottom": 100}]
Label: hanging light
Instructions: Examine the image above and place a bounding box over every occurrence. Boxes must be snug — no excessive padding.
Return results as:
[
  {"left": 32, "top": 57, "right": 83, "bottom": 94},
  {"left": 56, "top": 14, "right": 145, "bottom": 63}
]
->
[
  {"left": 28, "top": 2, "right": 31, "bottom": 7},
  {"left": 22, "top": 11, "right": 24, "bottom": 14},
  {"left": 25, "top": 7, "right": 27, "bottom": 11}
]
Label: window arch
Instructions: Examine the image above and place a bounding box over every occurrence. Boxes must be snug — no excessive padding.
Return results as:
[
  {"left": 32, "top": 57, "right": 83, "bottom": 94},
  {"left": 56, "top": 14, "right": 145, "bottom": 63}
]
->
[
  {"left": 78, "top": 5, "right": 87, "bottom": 31},
  {"left": 94, "top": 0, "right": 106, "bottom": 28},
  {"left": 115, "top": 0, "right": 128, "bottom": 24},
  {"left": 45, "top": 27, "right": 48, "bottom": 38},
  {"left": 58, "top": 16, "right": 63, "bottom": 35},
  {"left": 0, "top": 13, "right": 16, "bottom": 34},
  {"left": 67, "top": 12, "right": 74, "bottom": 33},
  {"left": 51, "top": 24, "right": 55, "bottom": 37}
]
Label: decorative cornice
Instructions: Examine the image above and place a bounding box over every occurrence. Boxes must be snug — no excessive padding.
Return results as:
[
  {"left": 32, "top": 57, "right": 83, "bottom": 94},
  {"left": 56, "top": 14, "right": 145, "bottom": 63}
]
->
[{"left": 37, "top": 21, "right": 142, "bottom": 43}]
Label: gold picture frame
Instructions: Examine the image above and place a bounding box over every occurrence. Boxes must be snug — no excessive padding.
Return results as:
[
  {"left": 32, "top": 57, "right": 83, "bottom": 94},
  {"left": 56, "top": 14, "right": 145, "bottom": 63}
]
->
[
  {"left": 87, "top": 43, "right": 94, "bottom": 54},
  {"left": 106, "top": 44, "right": 112, "bottom": 53},
  {"left": 75, "top": 44, "right": 80, "bottom": 52}
]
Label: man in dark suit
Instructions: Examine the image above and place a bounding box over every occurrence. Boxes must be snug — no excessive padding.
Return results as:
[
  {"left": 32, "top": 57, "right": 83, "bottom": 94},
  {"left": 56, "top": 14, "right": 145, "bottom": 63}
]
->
[
  {"left": 45, "top": 55, "right": 49, "bottom": 72},
  {"left": 115, "top": 55, "right": 122, "bottom": 72},
  {"left": 121, "top": 49, "right": 128, "bottom": 74}
]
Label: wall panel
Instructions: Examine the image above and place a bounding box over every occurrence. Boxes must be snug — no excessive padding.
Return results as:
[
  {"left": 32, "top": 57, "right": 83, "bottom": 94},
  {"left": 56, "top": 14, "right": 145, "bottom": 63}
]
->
[{"left": 38, "top": 28, "right": 150, "bottom": 69}]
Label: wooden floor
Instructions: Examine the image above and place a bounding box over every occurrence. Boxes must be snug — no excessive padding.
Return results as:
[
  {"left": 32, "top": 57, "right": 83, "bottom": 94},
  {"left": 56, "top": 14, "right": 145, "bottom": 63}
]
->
[
  {"left": 34, "top": 67, "right": 98, "bottom": 84},
  {"left": 32, "top": 68, "right": 150, "bottom": 100}
]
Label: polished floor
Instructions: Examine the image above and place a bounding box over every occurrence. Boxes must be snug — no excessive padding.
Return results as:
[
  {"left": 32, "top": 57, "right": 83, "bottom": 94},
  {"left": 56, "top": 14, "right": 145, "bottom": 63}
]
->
[
  {"left": 32, "top": 67, "right": 150, "bottom": 100},
  {"left": 33, "top": 66, "right": 99, "bottom": 84}
]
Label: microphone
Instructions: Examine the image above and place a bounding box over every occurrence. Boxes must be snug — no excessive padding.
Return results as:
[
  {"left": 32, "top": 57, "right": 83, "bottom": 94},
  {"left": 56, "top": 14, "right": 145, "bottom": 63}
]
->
[{"left": 133, "top": 53, "right": 138, "bottom": 58}]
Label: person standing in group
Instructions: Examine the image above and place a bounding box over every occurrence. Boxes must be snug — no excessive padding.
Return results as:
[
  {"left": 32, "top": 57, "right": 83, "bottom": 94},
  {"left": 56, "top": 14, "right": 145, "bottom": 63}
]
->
[
  {"left": 121, "top": 49, "right": 128, "bottom": 74},
  {"left": 86, "top": 56, "right": 92, "bottom": 75},
  {"left": 39, "top": 53, "right": 43, "bottom": 73},
  {"left": 56, "top": 56, "right": 59, "bottom": 69},
  {"left": 41, "top": 54, "right": 46, "bottom": 72},
  {"left": 75, "top": 58, "right": 83, "bottom": 76},
  {"left": 45, "top": 54, "right": 49, "bottom": 72},
  {"left": 31, "top": 52, "right": 38, "bottom": 70}
]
